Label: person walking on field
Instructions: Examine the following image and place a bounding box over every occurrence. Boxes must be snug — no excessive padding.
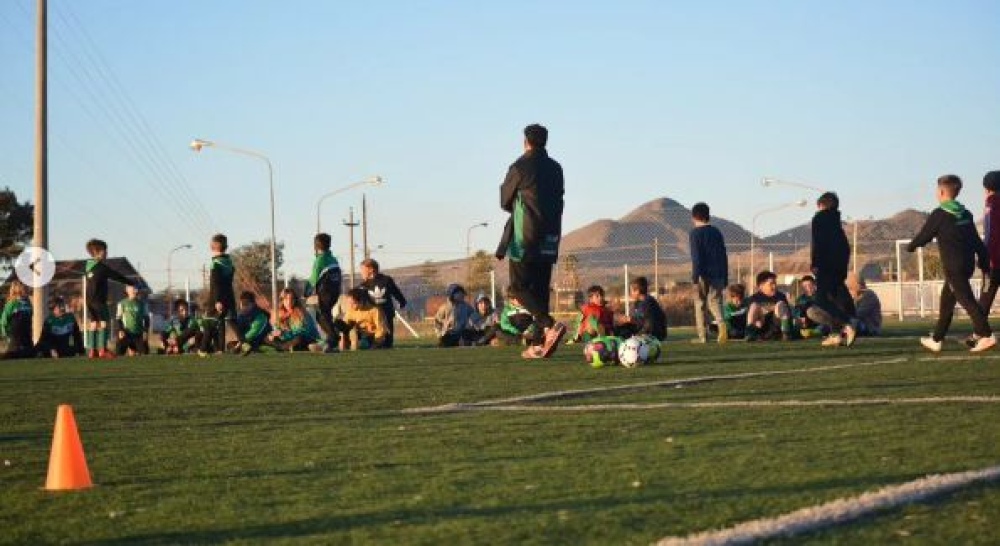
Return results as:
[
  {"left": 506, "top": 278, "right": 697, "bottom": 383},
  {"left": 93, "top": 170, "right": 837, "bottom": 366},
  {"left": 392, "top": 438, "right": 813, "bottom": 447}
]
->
[
  {"left": 810, "top": 192, "right": 858, "bottom": 347},
  {"left": 496, "top": 123, "right": 567, "bottom": 359}
]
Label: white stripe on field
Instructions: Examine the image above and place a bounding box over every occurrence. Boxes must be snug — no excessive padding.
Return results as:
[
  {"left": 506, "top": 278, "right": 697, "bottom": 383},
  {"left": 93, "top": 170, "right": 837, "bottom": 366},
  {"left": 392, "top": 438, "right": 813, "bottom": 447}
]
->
[
  {"left": 443, "top": 396, "right": 1000, "bottom": 413},
  {"left": 402, "top": 357, "right": 908, "bottom": 415},
  {"left": 655, "top": 464, "right": 1000, "bottom": 546}
]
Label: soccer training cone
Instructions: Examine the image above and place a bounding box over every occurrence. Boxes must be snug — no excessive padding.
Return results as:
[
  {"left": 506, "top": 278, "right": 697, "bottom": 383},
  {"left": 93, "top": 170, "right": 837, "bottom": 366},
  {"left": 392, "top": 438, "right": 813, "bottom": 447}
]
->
[{"left": 44, "top": 405, "right": 93, "bottom": 491}]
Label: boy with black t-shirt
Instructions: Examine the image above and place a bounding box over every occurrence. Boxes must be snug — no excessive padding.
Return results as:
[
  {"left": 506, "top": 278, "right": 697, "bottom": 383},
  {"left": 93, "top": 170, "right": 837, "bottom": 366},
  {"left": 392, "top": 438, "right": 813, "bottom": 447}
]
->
[
  {"left": 359, "top": 259, "right": 406, "bottom": 348},
  {"left": 615, "top": 276, "right": 667, "bottom": 341},
  {"left": 84, "top": 238, "right": 137, "bottom": 359},
  {"left": 909, "top": 174, "right": 994, "bottom": 352},
  {"left": 746, "top": 271, "right": 793, "bottom": 342}
]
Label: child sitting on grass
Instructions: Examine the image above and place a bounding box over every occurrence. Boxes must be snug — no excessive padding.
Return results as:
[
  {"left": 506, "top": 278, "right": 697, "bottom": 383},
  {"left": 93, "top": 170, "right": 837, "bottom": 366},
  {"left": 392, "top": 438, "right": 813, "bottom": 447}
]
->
[
  {"left": 116, "top": 284, "right": 149, "bottom": 356},
  {"left": 568, "top": 285, "right": 614, "bottom": 344},
  {"left": 335, "top": 288, "right": 388, "bottom": 351},
  {"left": 723, "top": 284, "right": 748, "bottom": 340},
  {"left": 476, "top": 289, "right": 536, "bottom": 346},
  {"left": 160, "top": 299, "right": 201, "bottom": 355},
  {"left": 746, "top": 271, "right": 793, "bottom": 342},
  {"left": 268, "top": 287, "right": 321, "bottom": 352},
  {"left": 434, "top": 284, "right": 478, "bottom": 347},
  {"left": 615, "top": 276, "right": 667, "bottom": 340},
  {"left": 36, "top": 297, "right": 84, "bottom": 358},
  {"left": 1, "top": 280, "right": 34, "bottom": 360},
  {"left": 233, "top": 291, "right": 272, "bottom": 355}
]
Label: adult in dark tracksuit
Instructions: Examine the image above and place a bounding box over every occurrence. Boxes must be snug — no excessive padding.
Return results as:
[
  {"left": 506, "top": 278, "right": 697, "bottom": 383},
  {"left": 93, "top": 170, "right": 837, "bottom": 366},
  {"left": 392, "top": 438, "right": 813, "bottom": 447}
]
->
[
  {"left": 810, "top": 192, "right": 858, "bottom": 347},
  {"left": 909, "top": 174, "right": 994, "bottom": 353},
  {"left": 496, "top": 124, "right": 567, "bottom": 359}
]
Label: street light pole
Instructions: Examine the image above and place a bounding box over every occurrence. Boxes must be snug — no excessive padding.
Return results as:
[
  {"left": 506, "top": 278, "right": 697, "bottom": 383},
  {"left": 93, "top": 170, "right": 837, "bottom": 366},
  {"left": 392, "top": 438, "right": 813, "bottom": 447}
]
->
[
  {"left": 761, "top": 177, "right": 825, "bottom": 194},
  {"left": 750, "top": 199, "right": 808, "bottom": 277},
  {"left": 466, "top": 222, "right": 488, "bottom": 257},
  {"left": 190, "top": 138, "right": 278, "bottom": 318},
  {"left": 315, "top": 176, "right": 384, "bottom": 233},
  {"left": 166, "top": 244, "right": 192, "bottom": 317}
]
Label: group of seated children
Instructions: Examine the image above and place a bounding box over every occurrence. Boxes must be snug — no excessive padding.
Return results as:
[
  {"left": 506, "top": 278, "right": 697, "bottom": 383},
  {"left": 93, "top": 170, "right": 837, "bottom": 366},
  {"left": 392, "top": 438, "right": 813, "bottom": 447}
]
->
[
  {"left": 432, "top": 276, "right": 668, "bottom": 349},
  {"left": 721, "top": 271, "right": 882, "bottom": 343}
]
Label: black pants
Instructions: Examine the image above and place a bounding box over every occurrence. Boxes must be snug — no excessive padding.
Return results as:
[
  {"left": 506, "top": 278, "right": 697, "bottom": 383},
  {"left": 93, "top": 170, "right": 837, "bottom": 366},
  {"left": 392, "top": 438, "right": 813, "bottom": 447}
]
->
[
  {"left": 933, "top": 272, "right": 992, "bottom": 341},
  {"left": 813, "top": 273, "right": 856, "bottom": 329},
  {"left": 509, "top": 260, "right": 555, "bottom": 341},
  {"left": 978, "top": 269, "right": 1000, "bottom": 313},
  {"left": 377, "top": 304, "right": 396, "bottom": 348},
  {"left": 316, "top": 283, "right": 341, "bottom": 346},
  {"left": 116, "top": 332, "right": 148, "bottom": 355},
  {"left": 439, "top": 329, "right": 478, "bottom": 347}
]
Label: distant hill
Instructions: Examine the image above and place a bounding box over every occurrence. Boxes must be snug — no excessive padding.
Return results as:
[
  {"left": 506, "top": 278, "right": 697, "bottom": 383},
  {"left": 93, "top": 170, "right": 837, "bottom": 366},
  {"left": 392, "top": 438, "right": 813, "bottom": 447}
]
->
[{"left": 561, "top": 197, "right": 754, "bottom": 266}]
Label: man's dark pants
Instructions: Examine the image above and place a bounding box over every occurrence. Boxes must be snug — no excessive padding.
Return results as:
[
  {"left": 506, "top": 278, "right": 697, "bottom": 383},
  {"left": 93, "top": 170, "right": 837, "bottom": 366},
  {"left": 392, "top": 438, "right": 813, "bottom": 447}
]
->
[
  {"left": 509, "top": 259, "right": 555, "bottom": 344},
  {"left": 934, "top": 272, "right": 992, "bottom": 341}
]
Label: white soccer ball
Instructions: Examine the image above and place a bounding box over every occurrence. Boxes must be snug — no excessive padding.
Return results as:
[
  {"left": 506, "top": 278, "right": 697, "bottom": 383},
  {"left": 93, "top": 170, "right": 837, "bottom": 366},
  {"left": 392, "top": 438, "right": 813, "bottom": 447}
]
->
[{"left": 618, "top": 337, "right": 649, "bottom": 368}]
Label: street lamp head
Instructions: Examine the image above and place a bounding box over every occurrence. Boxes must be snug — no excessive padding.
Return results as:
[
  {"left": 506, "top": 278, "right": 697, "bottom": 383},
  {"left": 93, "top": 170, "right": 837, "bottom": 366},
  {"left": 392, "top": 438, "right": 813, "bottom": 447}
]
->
[
  {"left": 368, "top": 175, "right": 385, "bottom": 186},
  {"left": 795, "top": 199, "right": 808, "bottom": 207},
  {"left": 182, "top": 244, "right": 193, "bottom": 249},
  {"left": 479, "top": 221, "right": 488, "bottom": 228},
  {"left": 189, "top": 138, "right": 214, "bottom": 153},
  {"left": 762, "top": 177, "right": 775, "bottom": 187}
]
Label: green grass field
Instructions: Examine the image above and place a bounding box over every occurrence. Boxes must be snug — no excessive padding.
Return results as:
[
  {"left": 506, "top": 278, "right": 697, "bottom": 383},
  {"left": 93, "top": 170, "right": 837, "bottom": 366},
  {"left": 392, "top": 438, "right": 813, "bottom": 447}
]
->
[{"left": 2, "top": 323, "right": 999, "bottom": 545}]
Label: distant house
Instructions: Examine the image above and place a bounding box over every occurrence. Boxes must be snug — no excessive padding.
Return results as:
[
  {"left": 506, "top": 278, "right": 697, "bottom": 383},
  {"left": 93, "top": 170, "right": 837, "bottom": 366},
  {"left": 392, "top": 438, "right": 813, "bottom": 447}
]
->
[{"left": 1, "top": 257, "right": 149, "bottom": 314}]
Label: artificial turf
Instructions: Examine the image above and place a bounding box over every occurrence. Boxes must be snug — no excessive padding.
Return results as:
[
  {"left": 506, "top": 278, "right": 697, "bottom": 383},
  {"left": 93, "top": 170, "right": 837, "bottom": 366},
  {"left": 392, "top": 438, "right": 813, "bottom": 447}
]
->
[{"left": 1, "top": 323, "right": 997, "bottom": 545}]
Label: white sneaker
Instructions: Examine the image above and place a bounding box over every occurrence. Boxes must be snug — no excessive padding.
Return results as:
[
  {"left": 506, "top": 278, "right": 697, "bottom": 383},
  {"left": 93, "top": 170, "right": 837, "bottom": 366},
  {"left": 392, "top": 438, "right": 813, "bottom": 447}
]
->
[
  {"left": 920, "top": 337, "right": 943, "bottom": 353},
  {"left": 821, "top": 335, "right": 842, "bottom": 347},
  {"left": 970, "top": 334, "right": 997, "bottom": 353}
]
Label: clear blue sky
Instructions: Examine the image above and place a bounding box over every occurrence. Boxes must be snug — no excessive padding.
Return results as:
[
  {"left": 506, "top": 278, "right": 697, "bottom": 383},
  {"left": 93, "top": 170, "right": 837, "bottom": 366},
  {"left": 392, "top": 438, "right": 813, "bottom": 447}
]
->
[{"left": 1, "top": 0, "right": 998, "bottom": 290}]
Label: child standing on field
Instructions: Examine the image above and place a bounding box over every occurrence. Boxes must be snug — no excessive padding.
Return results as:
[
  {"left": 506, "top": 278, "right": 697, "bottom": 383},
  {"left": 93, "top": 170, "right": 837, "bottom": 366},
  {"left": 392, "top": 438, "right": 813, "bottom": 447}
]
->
[
  {"left": 810, "top": 192, "right": 858, "bottom": 347},
  {"left": 205, "top": 234, "right": 237, "bottom": 355},
  {"left": 909, "top": 174, "right": 995, "bottom": 352},
  {"left": 307, "top": 233, "right": 342, "bottom": 352},
  {"left": 1, "top": 280, "right": 34, "bottom": 359},
  {"left": 84, "top": 238, "right": 137, "bottom": 359},
  {"left": 978, "top": 170, "right": 1000, "bottom": 312},
  {"left": 689, "top": 202, "right": 729, "bottom": 344}
]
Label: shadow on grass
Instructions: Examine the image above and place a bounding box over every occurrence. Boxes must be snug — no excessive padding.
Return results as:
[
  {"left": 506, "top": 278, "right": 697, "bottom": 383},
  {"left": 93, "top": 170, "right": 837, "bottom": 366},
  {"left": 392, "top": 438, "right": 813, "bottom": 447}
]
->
[{"left": 79, "top": 473, "right": 922, "bottom": 545}]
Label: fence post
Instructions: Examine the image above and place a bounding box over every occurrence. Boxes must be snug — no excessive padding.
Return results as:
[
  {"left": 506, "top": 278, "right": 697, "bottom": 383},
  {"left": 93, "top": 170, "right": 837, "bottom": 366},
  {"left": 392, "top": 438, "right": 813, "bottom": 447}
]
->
[
  {"left": 895, "top": 240, "right": 905, "bottom": 321},
  {"left": 624, "top": 264, "right": 630, "bottom": 316},
  {"left": 768, "top": 252, "right": 774, "bottom": 274},
  {"left": 82, "top": 273, "right": 88, "bottom": 350},
  {"left": 653, "top": 237, "right": 659, "bottom": 296},
  {"left": 917, "top": 247, "right": 925, "bottom": 318},
  {"left": 489, "top": 269, "right": 496, "bottom": 307}
]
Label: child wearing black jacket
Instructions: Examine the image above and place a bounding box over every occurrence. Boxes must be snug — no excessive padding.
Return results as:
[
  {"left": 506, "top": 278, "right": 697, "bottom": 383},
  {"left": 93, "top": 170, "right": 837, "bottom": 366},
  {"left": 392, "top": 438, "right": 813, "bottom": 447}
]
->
[
  {"left": 908, "top": 175, "right": 994, "bottom": 352},
  {"left": 810, "top": 192, "right": 858, "bottom": 347}
]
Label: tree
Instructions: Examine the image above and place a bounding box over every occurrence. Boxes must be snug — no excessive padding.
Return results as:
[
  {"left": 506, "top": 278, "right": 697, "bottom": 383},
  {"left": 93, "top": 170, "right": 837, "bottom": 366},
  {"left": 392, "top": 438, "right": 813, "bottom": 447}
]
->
[
  {"left": 0, "top": 188, "right": 34, "bottom": 272},
  {"left": 465, "top": 250, "right": 493, "bottom": 295},
  {"left": 231, "top": 240, "right": 285, "bottom": 297}
]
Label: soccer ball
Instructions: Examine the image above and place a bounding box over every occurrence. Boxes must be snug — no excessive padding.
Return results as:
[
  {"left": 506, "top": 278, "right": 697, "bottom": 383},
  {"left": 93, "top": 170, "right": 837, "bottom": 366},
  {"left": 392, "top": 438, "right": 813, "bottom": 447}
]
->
[
  {"left": 639, "top": 335, "right": 662, "bottom": 364},
  {"left": 584, "top": 336, "right": 619, "bottom": 368},
  {"left": 618, "top": 337, "right": 649, "bottom": 368}
]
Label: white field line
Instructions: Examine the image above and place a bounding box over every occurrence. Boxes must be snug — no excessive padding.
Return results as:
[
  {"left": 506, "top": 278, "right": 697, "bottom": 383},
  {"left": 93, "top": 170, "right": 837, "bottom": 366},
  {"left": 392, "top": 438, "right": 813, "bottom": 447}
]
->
[
  {"left": 655, "top": 464, "right": 1000, "bottom": 546},
  {"left": 917, "top": 354, "right": 1000, "bottom": 362},
  {"left": 443, "top": 396, "right": 1000, "bottom": 413},
  {"left": 402, "top": 357, "right": 908, "bottom": 415}
]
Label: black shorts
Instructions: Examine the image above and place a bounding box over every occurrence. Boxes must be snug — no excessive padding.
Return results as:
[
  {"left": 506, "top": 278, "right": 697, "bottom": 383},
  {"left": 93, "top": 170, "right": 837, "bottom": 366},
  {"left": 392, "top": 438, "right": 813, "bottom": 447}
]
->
[{"left": 86, "top": 302, "right": 109, "bottom": 323}]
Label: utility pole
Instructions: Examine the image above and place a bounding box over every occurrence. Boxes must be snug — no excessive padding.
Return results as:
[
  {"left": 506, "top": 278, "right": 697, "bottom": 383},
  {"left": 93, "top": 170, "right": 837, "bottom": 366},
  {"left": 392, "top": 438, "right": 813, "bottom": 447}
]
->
[
  {"left": 32, "top": 0, "right": 48, "bottom": 342},
  {"left": 361, "top": 194, "right": 370, "bottom": 260},
  {"left": 344, "top": 207, "right": 359, "bottom": 287},
  {"left": 653, "top": 237, "right": 659, "bottom": 295}
]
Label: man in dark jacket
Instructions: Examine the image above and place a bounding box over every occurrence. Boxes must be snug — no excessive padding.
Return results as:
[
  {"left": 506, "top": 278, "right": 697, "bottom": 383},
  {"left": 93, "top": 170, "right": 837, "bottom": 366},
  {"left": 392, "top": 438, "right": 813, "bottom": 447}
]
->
[
  {"left": 810, "top": 192, "right": 857, "bottom": 347},
  {"left": 689, "top": 202, "right": 728, "bottom": 343},
  {"left": 496, "top": 124, "right": 567, "bottom": 359}
]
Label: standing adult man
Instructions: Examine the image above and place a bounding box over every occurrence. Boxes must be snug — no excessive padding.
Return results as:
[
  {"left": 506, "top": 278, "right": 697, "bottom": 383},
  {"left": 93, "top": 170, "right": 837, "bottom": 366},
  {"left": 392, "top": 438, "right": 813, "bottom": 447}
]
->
[{"left": 496, "top": 124, "right": 567, "bottom": 359}]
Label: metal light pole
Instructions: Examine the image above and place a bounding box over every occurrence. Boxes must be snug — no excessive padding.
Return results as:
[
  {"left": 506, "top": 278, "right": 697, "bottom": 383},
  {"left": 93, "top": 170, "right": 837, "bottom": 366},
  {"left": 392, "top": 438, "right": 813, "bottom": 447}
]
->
[
  {"left": 750, "top": 199, "right": 808, "bottom": 277},
  {"left": 316, "top": 176, "right": 384, "bottom": 233},
  {"left": 189, "top": 138, "right": 278, "bottom": 317},
  {"left": 166, "top": 244, "right": 192, "bottom": 317},
  {"left": 32, "top": 0, "right": 48, "bottom": 342},
  {"left": 466, "top": 222, "right": 488, "bottom": 257},
  {"left": 762, "top": 177, "right": 825, "bottom": 194}
]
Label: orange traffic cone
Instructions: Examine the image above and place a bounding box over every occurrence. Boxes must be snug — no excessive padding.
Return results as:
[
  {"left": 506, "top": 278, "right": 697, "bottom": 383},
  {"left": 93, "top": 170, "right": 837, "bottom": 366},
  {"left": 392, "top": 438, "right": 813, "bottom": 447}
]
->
[{"left": 44, "top": 405, "right": 93, "bottom": 491}]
